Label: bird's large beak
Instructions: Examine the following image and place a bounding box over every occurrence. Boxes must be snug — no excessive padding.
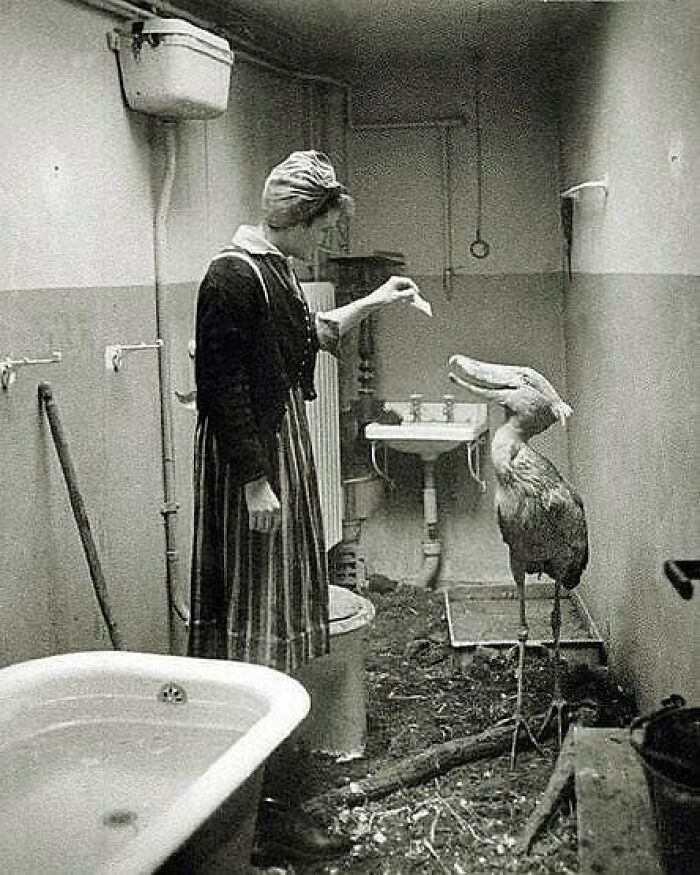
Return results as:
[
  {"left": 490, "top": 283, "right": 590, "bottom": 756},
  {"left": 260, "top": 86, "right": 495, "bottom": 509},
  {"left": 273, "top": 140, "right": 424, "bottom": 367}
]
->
[
  {"left": 448, "top": 355, "right": 573, "bottom": 427},
  {"left": 447, "top": 355, "right": 518, "bottom": 403}
]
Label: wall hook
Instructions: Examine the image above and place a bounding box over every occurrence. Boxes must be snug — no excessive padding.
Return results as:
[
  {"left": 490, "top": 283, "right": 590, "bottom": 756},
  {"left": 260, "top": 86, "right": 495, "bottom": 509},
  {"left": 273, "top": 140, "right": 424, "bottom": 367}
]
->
[
  {"left": 1, "top": 350, "right": 63, "bottom": 391},
  {"left": 105, "top": 339, "right": 163, "bottom": 373},
  {"left": 560, "top": 175, "right": 609, "bottom": 200}
]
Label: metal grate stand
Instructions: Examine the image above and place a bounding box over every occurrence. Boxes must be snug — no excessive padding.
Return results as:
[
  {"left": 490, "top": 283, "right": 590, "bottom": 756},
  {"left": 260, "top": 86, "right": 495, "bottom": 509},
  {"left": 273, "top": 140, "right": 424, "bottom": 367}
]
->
[{"left": 445, "top": 581, "right": 605, "bottom": 669}]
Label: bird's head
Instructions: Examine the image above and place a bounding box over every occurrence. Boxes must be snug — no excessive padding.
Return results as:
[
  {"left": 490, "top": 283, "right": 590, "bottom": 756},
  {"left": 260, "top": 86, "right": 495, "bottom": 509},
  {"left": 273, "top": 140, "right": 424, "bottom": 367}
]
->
[{"left": 447, "top": 355, "right": 572, "bottom": 436}]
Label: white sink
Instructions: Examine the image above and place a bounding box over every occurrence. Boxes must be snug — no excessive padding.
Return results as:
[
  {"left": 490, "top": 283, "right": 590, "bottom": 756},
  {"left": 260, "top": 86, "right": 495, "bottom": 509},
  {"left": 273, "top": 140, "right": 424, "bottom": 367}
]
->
[
  {"left": 366, "top": 411, "right": 487, "bottom": 461},
  {"left": 365, "top": 405, "right": 489, "bottom": 583}
]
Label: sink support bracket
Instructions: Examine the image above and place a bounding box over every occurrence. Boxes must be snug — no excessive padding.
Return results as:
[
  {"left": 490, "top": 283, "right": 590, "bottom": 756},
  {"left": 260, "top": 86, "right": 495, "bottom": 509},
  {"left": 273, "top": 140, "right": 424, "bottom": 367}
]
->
[
  {"left": 370, "top": 440, "right": 396, "bottom": 490},
  {"left": 467, "top": 435, "right": 487, "bottom": 492}
]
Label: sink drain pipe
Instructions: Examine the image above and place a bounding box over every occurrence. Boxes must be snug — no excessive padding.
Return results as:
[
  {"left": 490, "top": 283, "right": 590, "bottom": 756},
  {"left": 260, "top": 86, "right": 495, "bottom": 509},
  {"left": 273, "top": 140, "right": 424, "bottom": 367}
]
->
[{"left": 415, "top": 458, "right": 442, "bottom": 588}]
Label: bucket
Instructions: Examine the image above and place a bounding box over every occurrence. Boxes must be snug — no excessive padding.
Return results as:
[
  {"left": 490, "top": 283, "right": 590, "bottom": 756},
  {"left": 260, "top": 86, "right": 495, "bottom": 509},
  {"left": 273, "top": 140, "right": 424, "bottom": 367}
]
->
[
  {"left": 630, "top": 705, "right": 700, "bottom": 874},
  {"left": 296, "top": 585, "right": 376, "bottom": 757}
]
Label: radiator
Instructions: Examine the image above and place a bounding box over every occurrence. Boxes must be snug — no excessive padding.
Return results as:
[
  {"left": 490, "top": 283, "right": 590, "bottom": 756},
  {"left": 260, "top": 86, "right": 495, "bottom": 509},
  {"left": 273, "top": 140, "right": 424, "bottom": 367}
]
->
[{"left": 302, "top": 282, "right": 343, "bottom": 550}]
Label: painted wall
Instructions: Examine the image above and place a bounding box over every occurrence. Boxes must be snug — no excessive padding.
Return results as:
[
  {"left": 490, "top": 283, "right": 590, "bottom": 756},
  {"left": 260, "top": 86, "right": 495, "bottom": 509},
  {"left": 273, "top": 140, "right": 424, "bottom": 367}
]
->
[
  {"left": 1, "top": 0, "right": 165, "bottom": 663},
  {"left": 2, "top": 1, "right": 696, "bottom": 712},
  {"left": 0, "top": 0, "right": 340, "bottom": 665},
  {"left": 557, "top": 2, "right": 699, "bottom": 709},
  {"left": 345, "top": 56, "right": 571, "bottom": 584}
]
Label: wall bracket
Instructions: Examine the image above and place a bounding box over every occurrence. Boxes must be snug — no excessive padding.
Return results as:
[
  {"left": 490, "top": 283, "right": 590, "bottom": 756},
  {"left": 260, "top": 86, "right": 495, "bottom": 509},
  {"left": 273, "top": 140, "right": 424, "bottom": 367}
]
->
[
  {"left": 105, "top": 340, "right": 163, "bottom": 373},
  {"left": 1, "top": 351, "right": 63, "bottom": 391}
]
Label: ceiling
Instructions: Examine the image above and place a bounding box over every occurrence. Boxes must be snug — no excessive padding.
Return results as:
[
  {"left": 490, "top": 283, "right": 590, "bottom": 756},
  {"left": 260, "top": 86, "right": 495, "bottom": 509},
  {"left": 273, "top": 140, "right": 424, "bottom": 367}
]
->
[{"left": 167, "top": 0, "right": 602, "bottom": 78}]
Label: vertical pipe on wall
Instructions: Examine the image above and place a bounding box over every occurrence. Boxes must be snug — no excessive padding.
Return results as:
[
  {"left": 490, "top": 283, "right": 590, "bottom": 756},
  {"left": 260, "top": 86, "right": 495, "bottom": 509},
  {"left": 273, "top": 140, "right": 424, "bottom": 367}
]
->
[
  {"left": 153, "top": 121, "right": 188, "bottom": 653},
  {"left": 306, "top": 80, "right": 317, "bottom": 148},
  {"left": 440, "top": 125, "right": 454, "bottom": 299}
]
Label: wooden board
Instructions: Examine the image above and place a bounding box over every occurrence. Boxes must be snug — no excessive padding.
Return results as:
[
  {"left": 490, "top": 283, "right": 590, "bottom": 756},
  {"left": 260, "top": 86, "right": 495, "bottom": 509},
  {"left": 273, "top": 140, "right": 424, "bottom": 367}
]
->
[{"left": 574, "top": 728, "right": 664, "bottom": 875}]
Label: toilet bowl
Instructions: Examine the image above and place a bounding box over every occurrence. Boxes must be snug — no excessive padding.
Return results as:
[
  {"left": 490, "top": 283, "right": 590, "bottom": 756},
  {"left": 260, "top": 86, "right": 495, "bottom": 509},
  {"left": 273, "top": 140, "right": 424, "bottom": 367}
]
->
[{"left": 296, "top": 584, "right": 376, "bottom": 757}]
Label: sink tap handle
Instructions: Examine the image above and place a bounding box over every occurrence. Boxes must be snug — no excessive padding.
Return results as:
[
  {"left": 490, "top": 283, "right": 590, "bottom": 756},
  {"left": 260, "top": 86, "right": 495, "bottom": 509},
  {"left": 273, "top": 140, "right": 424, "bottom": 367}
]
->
[
  {"left": 409, "top": 393, "right": 422, "bottom": 422},
  {"left": 442, "top": 394, "right": 455, "bottom": 422}
]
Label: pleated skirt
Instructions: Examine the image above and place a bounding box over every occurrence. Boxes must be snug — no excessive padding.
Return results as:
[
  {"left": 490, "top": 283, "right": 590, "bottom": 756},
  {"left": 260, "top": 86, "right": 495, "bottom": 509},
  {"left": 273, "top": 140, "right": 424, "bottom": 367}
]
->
[{"left": 188, "top": 388, "right": 330, "bottom": 673}]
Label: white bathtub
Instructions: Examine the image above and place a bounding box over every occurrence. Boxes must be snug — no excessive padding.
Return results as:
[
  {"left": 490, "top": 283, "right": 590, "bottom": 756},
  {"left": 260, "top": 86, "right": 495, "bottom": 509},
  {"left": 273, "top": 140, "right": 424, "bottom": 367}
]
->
[{"left": 0, "top": 650, "right": 310, "bottom": 874}]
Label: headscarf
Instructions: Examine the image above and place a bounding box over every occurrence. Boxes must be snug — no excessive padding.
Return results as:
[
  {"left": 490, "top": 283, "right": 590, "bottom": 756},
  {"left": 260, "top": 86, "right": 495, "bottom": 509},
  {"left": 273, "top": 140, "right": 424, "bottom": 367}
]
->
[{"left": 262, "top": 150, "right": 347, "bottom": 229}]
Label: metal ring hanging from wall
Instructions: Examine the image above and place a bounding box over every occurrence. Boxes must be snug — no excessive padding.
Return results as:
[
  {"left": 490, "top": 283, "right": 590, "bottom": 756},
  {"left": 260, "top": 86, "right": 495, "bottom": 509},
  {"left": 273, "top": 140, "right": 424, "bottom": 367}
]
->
[{"left": 470, "top": 2, "right": 490, "bottom": 260}]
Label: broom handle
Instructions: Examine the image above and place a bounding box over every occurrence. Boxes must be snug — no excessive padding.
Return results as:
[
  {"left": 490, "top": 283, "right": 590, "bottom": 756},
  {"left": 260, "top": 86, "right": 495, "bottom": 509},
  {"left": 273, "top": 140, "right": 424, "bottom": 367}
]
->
[{"left": 38, "top": 382, "right": 124, "bottom": 650}]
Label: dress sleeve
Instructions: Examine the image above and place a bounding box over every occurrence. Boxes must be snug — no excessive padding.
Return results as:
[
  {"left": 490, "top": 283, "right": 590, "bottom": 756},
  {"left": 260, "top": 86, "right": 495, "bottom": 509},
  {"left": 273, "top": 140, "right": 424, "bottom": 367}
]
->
[
  {"left": 194, "top": 258, "right": 269, "bottom": 483},
  {"left": 315, "top": 313, "right": 341, "bottom": 357}
]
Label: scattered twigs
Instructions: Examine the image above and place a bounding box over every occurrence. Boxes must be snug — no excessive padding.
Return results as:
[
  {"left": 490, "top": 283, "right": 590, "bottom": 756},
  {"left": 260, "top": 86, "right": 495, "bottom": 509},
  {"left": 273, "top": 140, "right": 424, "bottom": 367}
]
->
[
  {"left": 440, "top": 793, "right": 492, "bottom": 845},
  {"left": 428, "top": 808, "right": 440, "bottom": 845},
  {"left": 516, "top": 729, "right": 576, "bottom": 854},
  {"left": 423, "top": 836, "right": 451, "bottom": 873},
  {"left": 304, "top": 711, "right": 554, "bottom": 814}
]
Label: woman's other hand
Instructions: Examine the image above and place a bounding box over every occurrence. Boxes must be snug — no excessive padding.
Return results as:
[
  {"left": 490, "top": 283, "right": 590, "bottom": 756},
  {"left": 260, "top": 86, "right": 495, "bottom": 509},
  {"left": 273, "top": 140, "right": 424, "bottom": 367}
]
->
[{"left": 244, "top": 477, "right": 281, "bottom": 532}]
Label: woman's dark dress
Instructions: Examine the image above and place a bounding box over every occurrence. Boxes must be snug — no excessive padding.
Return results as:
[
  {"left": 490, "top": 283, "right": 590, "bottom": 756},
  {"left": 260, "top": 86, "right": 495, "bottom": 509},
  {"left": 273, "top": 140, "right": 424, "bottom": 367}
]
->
[{"left": 188, "top": 228, "right": 337, "bottom": 673}]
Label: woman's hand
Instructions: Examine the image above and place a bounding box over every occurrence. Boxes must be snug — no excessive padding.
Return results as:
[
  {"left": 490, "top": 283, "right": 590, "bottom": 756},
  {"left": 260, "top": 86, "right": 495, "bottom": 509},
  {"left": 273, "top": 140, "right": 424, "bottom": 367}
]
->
[
  {"left": 372, "top": 275, "right": 421, "bottom": 305},
  {"left": 317, "top": 275, "right": 431, "bottom": 341},
  {"left": 244, "top": 477, "right": 281, "bottom": 532},
  {"left": 371, "top": 276, "right": 432, "bottom": 316}
]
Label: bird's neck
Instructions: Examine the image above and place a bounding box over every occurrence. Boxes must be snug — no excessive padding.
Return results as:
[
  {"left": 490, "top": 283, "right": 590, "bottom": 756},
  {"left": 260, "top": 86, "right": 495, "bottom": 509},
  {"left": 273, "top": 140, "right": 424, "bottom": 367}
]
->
[{"left": 491, "top": 420, "right": 529, "bottom": 475}]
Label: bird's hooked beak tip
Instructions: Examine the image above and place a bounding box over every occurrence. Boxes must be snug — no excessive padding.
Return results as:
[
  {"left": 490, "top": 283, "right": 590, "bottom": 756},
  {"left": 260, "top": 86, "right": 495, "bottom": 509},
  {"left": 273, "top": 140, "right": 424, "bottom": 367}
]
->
[{"left": 555, "top": 402, "right": 573, "bottom": 427}]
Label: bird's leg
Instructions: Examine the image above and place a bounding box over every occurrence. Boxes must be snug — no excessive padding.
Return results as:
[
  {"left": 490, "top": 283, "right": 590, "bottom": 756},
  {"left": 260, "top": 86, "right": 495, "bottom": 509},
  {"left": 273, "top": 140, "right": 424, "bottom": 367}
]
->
[
  {"left": 509, "top": 573, "right": 544, "bottom": 769},
  {"left": 539, "top": 580, "right": 567, "bottom": 746}
]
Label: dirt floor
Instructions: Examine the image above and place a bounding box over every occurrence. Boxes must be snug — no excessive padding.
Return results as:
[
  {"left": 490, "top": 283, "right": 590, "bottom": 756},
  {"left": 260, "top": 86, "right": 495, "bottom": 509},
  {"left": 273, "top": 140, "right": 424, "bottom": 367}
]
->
[{"left": 255, "top": 583, "right": 637, "bottom": 874}]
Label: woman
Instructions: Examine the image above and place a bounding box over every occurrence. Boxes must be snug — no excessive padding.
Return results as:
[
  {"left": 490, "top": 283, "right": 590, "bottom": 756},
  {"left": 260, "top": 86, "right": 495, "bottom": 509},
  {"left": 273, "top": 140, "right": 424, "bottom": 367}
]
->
[{"left": 189, "top": 150, "right": 428, "bottom": 863}]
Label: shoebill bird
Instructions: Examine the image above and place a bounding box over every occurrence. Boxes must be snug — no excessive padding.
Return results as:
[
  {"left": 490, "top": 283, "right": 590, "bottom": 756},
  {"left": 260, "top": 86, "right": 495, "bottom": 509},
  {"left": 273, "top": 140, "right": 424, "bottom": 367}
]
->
[{"left": 447, "top": 356, "right": 588, "bottom": 768}]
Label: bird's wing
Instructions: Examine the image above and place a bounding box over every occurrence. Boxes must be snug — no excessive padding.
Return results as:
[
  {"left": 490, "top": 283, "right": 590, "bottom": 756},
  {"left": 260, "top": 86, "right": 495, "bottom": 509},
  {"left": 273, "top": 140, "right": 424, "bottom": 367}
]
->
[{"left": 496, "top": 448, "right": 588, "bottom": 573}]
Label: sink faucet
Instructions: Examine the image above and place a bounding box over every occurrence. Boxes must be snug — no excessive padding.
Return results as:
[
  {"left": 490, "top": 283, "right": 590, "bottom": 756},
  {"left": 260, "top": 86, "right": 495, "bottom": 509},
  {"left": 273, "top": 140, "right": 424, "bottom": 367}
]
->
[
  {"left": 443, "top": 394, "right": 455, "bottom": 422},
  {"left": 409, "top": 393, "right": 423, "bottom": 422}
]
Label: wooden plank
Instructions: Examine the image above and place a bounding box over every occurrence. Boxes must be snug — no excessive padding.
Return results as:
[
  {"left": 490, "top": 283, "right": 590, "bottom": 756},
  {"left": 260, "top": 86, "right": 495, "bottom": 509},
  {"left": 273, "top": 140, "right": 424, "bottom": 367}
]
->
[{"left": 574, "top": 728, "right": 664, "bottom": 875}]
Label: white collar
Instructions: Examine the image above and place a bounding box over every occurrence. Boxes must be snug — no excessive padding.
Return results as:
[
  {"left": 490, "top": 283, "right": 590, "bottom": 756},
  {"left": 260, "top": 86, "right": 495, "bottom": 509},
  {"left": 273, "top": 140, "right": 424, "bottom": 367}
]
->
[{"left": 231, "top": 225, "right": 285, "bottom": 256}]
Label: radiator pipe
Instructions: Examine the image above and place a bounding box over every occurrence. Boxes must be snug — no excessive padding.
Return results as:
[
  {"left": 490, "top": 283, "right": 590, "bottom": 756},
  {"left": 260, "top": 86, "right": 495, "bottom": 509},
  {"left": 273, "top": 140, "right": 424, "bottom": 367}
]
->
[
  {"left": 415, "top": 459, "right": 442, "bottom": 588},
  {"left": 153, "top": 121, "right": 189, "bottom": 651}
]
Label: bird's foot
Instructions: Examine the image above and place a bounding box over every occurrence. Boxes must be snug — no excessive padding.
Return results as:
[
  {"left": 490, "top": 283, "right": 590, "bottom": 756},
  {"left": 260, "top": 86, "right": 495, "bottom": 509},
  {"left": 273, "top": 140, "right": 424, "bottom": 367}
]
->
[
  {"left": 538, "top": 698, "right": 569, "bottom": 747},
  {"left": 507, "top": 714, "right": 545, "bottom": 770}
]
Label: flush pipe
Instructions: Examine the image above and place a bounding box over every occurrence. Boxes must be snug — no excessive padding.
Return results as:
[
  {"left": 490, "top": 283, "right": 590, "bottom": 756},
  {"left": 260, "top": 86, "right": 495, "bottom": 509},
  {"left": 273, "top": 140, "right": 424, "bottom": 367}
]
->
[
  {"left": 153, "top": 121, "right": 189, "bottom": 651},
  {"left": 415, "top": 458, "right": 443, "bottom": 589}
]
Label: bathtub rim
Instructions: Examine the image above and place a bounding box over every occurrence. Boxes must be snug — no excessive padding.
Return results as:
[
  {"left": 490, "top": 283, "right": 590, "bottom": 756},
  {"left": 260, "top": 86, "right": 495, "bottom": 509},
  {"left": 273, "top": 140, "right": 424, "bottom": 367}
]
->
[{"left": 0, "top": 649, "right": 310, "bottom": 874}]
